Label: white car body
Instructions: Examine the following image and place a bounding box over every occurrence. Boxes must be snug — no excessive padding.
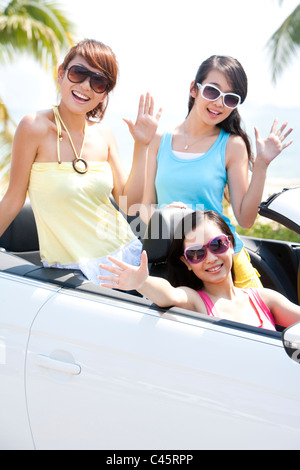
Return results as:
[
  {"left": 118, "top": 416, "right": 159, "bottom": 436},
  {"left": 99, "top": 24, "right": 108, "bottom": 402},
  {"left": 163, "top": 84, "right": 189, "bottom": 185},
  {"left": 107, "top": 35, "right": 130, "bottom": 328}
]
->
[
  {"left": 1, "top": 271, "right": 300, "bottom": 450},
  {"left": 1, "top": 187, "right": 300, "bottom": 450}
]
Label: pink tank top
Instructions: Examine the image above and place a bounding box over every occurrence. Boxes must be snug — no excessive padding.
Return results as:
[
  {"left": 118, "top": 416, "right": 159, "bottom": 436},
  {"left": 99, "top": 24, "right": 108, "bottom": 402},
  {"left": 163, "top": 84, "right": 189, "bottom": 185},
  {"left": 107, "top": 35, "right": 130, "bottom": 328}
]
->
[{"left": 197, "top": 288, "right": 276, "bottom": 331}]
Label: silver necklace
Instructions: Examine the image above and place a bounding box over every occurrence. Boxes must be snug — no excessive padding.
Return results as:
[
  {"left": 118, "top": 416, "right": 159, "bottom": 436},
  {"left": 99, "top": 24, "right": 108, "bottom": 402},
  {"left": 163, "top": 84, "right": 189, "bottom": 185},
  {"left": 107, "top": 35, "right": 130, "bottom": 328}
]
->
[{"left": 183, "top": 122, "right": 204, "bottom": 151}]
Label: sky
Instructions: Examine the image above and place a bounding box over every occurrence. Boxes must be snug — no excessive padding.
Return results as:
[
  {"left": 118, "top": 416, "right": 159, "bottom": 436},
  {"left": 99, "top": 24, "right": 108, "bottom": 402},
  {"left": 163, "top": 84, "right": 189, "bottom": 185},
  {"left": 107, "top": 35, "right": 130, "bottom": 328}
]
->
[
  {"left": 1, "top": 0, "right": 300, "bottom": 112},
  {"left": 65, "top": 0, "right": 300, "bottom": 112},
  {"left": 0, "top": 0, "right": 299, "bottom": 167}
]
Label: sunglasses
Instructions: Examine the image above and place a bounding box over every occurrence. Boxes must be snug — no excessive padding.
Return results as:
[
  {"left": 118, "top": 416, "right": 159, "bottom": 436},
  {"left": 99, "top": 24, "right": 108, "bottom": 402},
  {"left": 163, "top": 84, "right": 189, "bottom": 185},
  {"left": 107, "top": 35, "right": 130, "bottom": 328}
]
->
[
  {"left": 197, "top": 83, "right": 241, "bottom": 109},
  {"left": 184, "top": 234, "right": 231, "bottom": 264},
  {"left": 67, "top": 65, "right": 109, "bottom": 94}
]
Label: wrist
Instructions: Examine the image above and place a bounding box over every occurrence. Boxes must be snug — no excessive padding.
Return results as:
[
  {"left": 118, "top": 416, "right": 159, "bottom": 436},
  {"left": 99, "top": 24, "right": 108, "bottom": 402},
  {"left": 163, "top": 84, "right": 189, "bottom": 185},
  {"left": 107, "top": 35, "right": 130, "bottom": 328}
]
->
[
  {"left": 253, "top": 155, "right": 269, "bottom": 171},
  {"left": 137, "top": 273, "right": 150, "bottom": 293},
  {"left": 134, "top": 139, "right": 150, "bottom": 148}
]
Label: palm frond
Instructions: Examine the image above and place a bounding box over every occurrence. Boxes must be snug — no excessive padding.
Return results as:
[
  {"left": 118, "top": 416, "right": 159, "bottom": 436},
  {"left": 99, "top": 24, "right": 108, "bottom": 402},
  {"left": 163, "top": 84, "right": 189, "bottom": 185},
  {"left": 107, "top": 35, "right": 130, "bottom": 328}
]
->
[
  {"left": 0, "top": 135, "right": 13, "bottom": 194},
  {"left": 0, "top": 140, "right": 12, "bottom": 168},
  {"left": 0, "top": 0, "right": 75, "bottom": 68},
  {"left": 0, "top": 0, "right": 77, "bottom": 186},
  {"left": 0, "top": 15, "right": 61, "bottom": 66},
  {"left": 0, "top": 99, "right": 16, "bottom": 145},
  {"left": 266, "top": 4, "right": 300, "bottom": 83},
  {"left": 17, "top": 0, "right": 75, "bottom": 45}
]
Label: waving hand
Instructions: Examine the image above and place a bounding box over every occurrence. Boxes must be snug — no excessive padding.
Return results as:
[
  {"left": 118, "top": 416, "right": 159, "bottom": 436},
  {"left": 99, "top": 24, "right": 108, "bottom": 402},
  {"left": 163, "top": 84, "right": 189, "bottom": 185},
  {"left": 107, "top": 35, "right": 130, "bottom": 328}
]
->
[
  {"left": 99, "top": 250, "right": 149, "bottom": 291},
  {"left": 255, "top": 118, "right": 293, "bottom": 166},
  {"left": 123, "top": 93, "right": 162, "bottom": 145}
]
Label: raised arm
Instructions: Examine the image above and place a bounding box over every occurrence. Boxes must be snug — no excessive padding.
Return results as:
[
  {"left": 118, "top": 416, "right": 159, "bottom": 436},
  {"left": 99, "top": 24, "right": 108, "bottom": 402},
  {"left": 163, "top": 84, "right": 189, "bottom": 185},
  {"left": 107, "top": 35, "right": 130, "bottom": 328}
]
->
[
  {"left": 99, "top": 250, "right": 195, "bottom": 309},
  {"left": 227, "top": 119, "right": 293, "bottom": 229},
  {"left": 121, "top": 93, "right": 162, "bottom": 214}
]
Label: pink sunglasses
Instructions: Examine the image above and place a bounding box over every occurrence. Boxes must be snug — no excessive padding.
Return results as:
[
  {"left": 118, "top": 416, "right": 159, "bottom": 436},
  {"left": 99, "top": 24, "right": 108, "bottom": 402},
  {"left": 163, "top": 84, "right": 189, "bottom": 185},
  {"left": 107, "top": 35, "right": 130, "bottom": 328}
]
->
[{"left": 184, "top": 234, "right": 231, "bottom": 264}]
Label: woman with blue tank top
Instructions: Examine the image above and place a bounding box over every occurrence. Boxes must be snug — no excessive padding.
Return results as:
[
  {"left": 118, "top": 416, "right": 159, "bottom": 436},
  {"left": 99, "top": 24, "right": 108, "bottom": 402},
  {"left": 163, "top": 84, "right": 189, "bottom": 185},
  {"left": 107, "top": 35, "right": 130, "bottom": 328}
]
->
[{"left": 138, "top": 55, "right": 293, "bottom": 288}]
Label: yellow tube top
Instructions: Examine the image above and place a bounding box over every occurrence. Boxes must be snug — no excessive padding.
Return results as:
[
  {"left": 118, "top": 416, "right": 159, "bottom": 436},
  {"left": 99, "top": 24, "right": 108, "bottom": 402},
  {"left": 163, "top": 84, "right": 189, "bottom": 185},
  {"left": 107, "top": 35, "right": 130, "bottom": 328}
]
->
[{"left": 28, "top": 161, "right": 136, "bottom": 266}]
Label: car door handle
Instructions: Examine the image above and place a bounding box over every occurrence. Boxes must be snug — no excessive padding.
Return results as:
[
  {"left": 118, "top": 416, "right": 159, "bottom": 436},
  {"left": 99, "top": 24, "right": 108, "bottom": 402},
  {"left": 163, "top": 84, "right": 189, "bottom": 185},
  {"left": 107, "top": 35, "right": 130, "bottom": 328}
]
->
[{"left": 36, "top": 354, "right": 81, "bottom": 375}]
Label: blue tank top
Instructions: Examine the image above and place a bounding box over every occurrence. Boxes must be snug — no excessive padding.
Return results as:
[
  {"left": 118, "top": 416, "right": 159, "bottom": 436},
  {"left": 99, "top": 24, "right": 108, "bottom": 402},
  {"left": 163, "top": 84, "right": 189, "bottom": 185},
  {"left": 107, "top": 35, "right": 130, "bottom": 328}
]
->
[{"left": 155, "top": 129, "right": 243, "bottom": 253}]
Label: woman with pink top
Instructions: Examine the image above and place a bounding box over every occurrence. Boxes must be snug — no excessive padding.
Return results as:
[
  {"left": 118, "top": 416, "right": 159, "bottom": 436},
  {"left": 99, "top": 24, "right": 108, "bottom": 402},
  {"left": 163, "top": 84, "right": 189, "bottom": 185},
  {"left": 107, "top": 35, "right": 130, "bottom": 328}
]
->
[{"left": 99, "top": 210, "right": 300, "bottom": 331}]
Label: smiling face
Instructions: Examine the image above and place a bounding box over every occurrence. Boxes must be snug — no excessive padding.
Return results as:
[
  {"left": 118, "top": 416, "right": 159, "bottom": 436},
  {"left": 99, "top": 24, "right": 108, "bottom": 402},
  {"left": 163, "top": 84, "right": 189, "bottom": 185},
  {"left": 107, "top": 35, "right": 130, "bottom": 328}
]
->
[
  {"left": 58, "top": 55, "right": 108, "bottom": 116},
  {"left": 57, "top": 39, "right": 118, "bottom": 120},
  {"left": 190, "top": 69, "right": 235, "bottom": 125},
  {"left": 187, "top": 55, "right": 247, "bottom": 128},
  {"left": 181, "top": 219, "right": 234, "bottom": 285}
]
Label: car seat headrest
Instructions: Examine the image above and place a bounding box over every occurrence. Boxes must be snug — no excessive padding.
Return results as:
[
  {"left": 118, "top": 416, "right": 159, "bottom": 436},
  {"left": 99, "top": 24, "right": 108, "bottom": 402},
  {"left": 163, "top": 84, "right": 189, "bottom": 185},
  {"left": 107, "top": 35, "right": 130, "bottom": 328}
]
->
[
  {"left": 0, "top": 200, "right": 39, "bottom": 252},
  {"left": 142, "top": 208, "right": 194, "bottom": 263}
]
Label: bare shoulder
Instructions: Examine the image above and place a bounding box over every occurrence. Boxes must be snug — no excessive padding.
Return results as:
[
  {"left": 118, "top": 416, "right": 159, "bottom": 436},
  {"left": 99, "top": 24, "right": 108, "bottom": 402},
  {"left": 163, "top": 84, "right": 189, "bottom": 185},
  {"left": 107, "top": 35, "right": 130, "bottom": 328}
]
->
[
  {"left": 256, "top": 287, "right": 289, "bottom": 306},
  {"left": 177, "top": 286, "right": 207, "bottom": 313},
  {"left": 226, "top": 133, "right": 248, "bottom": 165},
  {"left": 227, "top": 133, "right": 247, "bottom": 152},
  {"left": 16, "top": 109, "right": 54, "bottom": 139}
]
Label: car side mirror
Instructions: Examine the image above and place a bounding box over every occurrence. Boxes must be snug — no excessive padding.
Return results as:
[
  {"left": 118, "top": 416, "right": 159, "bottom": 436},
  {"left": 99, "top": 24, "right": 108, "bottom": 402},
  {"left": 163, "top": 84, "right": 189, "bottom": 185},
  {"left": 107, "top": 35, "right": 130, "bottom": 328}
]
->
[{"left": 283, "top": 322, "right": 300, "bottom": 364}]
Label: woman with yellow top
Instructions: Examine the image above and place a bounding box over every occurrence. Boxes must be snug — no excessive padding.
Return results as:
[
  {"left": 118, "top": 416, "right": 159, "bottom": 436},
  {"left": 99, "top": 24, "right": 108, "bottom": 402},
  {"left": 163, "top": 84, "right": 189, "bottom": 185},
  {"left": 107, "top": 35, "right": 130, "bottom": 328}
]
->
[{"left": 0, "top": 39, "right": 161, "bottom": 283}]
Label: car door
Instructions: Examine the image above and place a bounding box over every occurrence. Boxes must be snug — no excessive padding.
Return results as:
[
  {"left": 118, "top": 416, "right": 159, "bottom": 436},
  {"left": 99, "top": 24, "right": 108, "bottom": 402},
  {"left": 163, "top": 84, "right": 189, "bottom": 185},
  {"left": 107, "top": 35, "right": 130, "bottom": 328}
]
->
[
  {"left": 0, "top": 273, "right": 59, "bottom": 450},
  {"left": 25, "top": 286, "right": 300, "bottom": 450}
]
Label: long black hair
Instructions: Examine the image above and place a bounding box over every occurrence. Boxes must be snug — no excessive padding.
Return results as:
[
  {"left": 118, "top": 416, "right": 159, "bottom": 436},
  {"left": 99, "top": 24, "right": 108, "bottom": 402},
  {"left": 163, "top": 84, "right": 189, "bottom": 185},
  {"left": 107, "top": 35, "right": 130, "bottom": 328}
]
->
[
  {"left": 188, "top": 55, "right": 254, "bottom": 168},
  {"left": 167, "top": 210, "right": 235, "bottom": 290}
]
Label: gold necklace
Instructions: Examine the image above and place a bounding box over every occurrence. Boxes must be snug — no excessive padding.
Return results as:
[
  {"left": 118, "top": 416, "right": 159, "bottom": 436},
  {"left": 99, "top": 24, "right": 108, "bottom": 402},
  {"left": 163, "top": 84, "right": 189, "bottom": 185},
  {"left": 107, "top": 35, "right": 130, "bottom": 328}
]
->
[
  {"left": 183, "top": 121, "right": 204, "bottom": 151},
  {"left": 53, "top": 106, "right": 88, "bottom": 174}
]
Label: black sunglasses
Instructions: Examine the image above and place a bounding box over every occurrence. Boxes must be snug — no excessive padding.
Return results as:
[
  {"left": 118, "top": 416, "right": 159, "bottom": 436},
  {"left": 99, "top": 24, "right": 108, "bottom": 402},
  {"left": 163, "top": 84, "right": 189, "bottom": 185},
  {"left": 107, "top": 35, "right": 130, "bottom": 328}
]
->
[{"left": 67, "top": 65, "right": 109, "bottom": 94}]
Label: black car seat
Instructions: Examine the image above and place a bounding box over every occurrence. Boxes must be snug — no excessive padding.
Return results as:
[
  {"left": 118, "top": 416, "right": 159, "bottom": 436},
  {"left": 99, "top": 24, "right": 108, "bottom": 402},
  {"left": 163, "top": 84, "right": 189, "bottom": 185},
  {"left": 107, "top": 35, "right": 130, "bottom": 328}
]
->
[
  {"left": 142, "top": 207, "right": 194, "bottom": 279},
  {"left": 0, "top": 199, "right": 41, "bottom": 265}
]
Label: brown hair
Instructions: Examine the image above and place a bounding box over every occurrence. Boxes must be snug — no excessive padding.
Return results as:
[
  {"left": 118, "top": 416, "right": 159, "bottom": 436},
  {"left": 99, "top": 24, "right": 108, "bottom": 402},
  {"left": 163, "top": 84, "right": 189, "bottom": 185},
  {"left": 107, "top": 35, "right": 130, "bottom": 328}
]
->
[
  {"left": 60, "top": 38, "right": 118, "bottom": 120},
  {"left": 188, "top": 55, "right": 254, "bottom": 168}
]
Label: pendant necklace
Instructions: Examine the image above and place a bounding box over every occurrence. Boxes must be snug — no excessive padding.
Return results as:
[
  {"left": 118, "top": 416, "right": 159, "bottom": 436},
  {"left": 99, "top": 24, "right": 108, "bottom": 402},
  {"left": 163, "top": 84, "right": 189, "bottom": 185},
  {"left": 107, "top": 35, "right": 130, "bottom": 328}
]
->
[
  {"left": 183, "top": 121, "right": 204, "bottom": 151},
  {"left": 53, "top": 105, "right": 88, "bottom": 174}
]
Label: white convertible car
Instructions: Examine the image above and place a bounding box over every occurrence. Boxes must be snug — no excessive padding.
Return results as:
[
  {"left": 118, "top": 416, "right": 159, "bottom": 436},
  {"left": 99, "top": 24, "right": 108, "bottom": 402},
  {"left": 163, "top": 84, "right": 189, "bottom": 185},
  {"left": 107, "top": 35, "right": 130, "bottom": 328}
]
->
[{"left": 0, "top": 187, "right": 300, "bottom": 450}]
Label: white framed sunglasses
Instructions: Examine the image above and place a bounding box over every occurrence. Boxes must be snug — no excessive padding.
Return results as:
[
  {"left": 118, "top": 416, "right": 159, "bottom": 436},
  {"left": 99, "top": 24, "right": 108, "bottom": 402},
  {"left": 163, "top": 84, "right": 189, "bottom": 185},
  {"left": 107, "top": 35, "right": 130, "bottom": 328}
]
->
[{"left": 197, "top": 83, "right": 241, "bottom": 109}]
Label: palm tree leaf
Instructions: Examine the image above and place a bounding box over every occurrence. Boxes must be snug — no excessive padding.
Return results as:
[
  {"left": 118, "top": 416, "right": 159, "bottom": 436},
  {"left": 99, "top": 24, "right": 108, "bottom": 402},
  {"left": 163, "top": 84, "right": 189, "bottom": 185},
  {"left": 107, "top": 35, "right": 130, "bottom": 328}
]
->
[
  {"left": 0, "top": 17, "right": 60, "bottom": 69},
  {"left": 0, "top": 137, "right": 13, "bottom": 193},
  {"left": 0, "top": 102, "right": 16, "bottom": 138},
  {"left": 266, "top": 4, "right": 300, "bottom": 83},
  {"left": 0, "top": 0, "right": 77, "bottom": 182},
  {"left": 17, "top": 0, "right": 75, "bottom": 45},
  {"left": 0, "top": 0, "right": 75, "bottom": 68},
  {"left": 0, "top": 98, "right": 15, "bottom": 185}
]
